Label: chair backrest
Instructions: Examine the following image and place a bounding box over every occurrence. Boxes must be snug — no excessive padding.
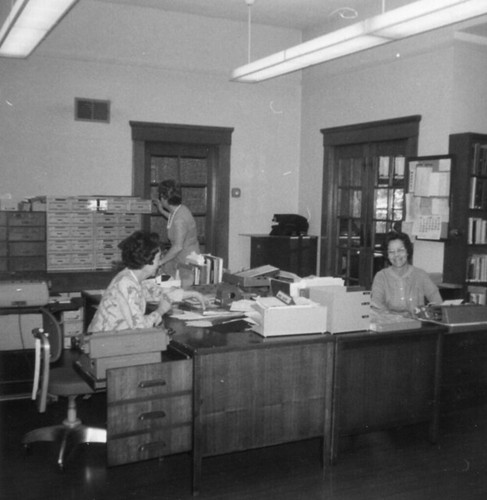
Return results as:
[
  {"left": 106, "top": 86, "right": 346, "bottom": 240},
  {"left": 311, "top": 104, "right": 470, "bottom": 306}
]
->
[
  {"left": 31, "top": 308, "right": 64, "bottom": 412},
  {"left": 39, "top": 307, "right": 63, "bottom": 363}
]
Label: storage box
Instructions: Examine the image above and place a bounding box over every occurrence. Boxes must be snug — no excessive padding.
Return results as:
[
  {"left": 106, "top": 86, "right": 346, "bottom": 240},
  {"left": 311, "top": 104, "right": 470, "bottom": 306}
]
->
[
  {"left": 78, "top": 351, "right": 162, "bottom": 379},
  {"left": 309, "top": 287, "right": 371, "bottom": 333},
  {"left": 250, "top": 297, "right": 327, "bottom": 337},
  {"left": 83, "top": 327, "right": 169, "bottom": 358}
]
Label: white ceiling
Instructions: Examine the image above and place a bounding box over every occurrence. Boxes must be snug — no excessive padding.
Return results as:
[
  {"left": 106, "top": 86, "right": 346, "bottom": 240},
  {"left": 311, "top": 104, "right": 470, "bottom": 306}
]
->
[
  {"left": 95, "top": 0, "right": 487, "bottom": 37},
  {"left": 93, "top": 0, "right": 441, "bottom": 30}
]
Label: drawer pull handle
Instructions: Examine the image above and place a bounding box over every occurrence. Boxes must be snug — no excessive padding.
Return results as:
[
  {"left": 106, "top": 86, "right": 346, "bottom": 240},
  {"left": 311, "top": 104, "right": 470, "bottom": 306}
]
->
[
  {"left": 139, "top": 411, "right": 166, "bottom": 421},
  {"left": 138, "top": 379, "right": 167, "bottom": 388},
  {"left": 138, "top": 441, "right": 166, "bottom": 453}
]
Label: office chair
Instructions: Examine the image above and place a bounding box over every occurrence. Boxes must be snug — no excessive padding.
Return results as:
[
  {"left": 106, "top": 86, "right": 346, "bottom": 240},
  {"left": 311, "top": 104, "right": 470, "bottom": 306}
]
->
[{"left": 22, "top": 307, "right": 106, "bottom": 469}]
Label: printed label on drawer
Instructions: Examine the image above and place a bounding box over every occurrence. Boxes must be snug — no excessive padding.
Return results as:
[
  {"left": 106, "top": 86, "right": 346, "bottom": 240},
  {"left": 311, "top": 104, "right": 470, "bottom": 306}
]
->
[
  {"left": 95, "top": 225, "right": 119, "bottom": 237},
  {"left": 94, "top": 213, "right": 118, "bottom": 224},
  {"left": 96, "top": 239, "right": 119, "bottom": 250},
  {"left": 118, "top": 225, "right": 139, "bottom": 237},
  {"left": 71, "top": 213, "right": 94, "bottom": 224},
  {"left": 48, "top": 254, "right": 72, "bottom": 265},
  {"left": 73, "top": 225, "right": 94, "bottom": 238},
  {"left": 74, "top": 239, "right": 94, "bottom": 251},
  {"left": 106, "top": 200, "right": 130, "bottom": 212},
  {"left": 48, "top": 240, "right": 72, "bottom": 252},
  {"left": 71, "top": 198, "right": 98, "bottom": 211},
  {"left": 47, "top": 226, "right": 71, "bottom": 239},
  {"left": 71, "top": 253, "right": 94, "bottom": 264},
  {"left": 46, "top": 197, "right": 72, "bottom": 211},
  {"left": 47, "top": 213, "right": 72, "bottom": 225}
]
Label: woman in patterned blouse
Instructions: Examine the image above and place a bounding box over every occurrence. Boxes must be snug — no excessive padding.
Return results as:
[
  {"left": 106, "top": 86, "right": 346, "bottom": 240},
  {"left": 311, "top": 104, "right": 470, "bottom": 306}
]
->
[{"left": 88, "top": 231, "right": 205, "bottom": 332}]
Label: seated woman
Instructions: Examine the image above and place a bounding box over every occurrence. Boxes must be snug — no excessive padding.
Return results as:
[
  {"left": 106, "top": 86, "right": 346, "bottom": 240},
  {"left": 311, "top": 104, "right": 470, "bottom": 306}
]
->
[
  {"left": 88, "top": 230, "right": 205, "bottom": 332},
  {"left": 371, "top": 231, "right": 442, "bottom": 317}
]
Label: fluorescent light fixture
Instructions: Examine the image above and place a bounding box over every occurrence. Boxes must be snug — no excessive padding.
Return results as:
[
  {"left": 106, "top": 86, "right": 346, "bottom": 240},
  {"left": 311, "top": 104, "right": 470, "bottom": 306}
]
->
[
  {"left": 0, "top": 0, "right": 79, "bottom": 58},
  {"left": 231, "top": 0, "right": 487, "bottom": 83}
]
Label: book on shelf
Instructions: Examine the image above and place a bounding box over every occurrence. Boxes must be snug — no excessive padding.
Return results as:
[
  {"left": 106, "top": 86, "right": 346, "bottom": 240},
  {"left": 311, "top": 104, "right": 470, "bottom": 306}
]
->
[
  {"left": 468, "top": 176, "right": 487, "bottom": 209},
  {"left": 471, "top": 143, "right": 487, "bottom": 176},
  {"left": 468, "top": 217, "right": 487, "bottom": 244},
  {"left": 468, "top": 285, "right": 487, "bottom": 305},
  {"left": 467, "top": 254, "right": 487, "bottom": 282}
]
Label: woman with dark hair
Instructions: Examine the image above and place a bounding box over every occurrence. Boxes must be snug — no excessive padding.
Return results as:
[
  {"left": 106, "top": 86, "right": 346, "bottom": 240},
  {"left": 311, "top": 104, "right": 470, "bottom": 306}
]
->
[
  {"left": 88, "top": 230, "right": 204, "bottom": 332},
  {"left": 154, "top": 179, "right": 200, "bottom": 287},
  {"left": 370, "top": 231, "right": 442, "bottom": 317}
]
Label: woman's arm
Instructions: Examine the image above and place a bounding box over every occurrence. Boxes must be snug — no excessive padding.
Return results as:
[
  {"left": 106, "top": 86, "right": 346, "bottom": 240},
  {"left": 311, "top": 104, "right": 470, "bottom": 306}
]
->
[{"left": 160, "top": 218, "right": 185, "bottom": 265}]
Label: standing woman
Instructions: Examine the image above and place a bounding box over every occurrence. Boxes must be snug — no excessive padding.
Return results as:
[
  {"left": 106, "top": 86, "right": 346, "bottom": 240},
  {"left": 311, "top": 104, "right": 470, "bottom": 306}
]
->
[
  {"left": 154, "top": 179, "right": 200, "bottom": 288},
  {"left": 371, "top": 231, "right": 442, "bottom": 317}
]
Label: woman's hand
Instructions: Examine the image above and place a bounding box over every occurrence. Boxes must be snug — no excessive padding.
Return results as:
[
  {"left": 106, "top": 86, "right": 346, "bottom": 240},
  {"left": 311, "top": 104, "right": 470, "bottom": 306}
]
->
[
  {"left": 156, "top": 296, "right": 172, "bottom": 316},
  {"left": 182, "top": 291, "right": 207, "bottom": 311}
]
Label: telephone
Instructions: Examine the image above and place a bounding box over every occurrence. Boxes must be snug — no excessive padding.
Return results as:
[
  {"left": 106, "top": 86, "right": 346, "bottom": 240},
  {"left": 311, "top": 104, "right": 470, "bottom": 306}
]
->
[{"left": 269, "top": 214, "right": 309, "bottom": 236}]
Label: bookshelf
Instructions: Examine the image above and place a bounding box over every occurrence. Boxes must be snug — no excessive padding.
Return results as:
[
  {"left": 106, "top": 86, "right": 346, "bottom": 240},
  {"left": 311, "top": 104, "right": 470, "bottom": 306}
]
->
[{"left": 444, "top": 132, "right": 487, "bottom": 303}]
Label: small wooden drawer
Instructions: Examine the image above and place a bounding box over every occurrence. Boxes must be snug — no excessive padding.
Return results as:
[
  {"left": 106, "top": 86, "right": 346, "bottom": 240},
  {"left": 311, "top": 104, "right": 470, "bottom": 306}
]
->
[
  {"left": 108, "top": 394, "right": 192, "bottom": 435},
  {"left": 107, "top": 425, "right": 192, "bottom": 466},
  {"left": 107, "top": 358, "right": 192, "bottom": 401},
  {"left": 7, "top": 212, "right": 45, "bottom": 226},
  {"left": 8, "top": 256, "right": 46, "bottom": 271},
  {"left": 8, "top": 241, "right": 46, "bottom": 257},
  {"left": 8, "top": 226, "right": 45, "bottom": 241}
]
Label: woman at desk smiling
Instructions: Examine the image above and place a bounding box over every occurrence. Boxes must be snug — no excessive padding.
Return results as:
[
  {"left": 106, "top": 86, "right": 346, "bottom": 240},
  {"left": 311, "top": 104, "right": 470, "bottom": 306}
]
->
[
  {"left": 371, "top": 231, "right": 442, "bottom": 318},
  {"left": 88, "top": 231, "right": 204, "bottom": 332}
]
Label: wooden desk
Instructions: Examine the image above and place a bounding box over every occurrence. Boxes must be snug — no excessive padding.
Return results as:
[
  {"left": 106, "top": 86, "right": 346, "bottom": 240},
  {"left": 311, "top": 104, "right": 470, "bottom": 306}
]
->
[
  {"left": 75, "top": 317, "right": 445, "bottom": 496},
  {"left": 330, "top": 326, "right": 444, "bottom": 464},
  {"left": 170, "top": 322, "right": 334, "bottom": 496}
]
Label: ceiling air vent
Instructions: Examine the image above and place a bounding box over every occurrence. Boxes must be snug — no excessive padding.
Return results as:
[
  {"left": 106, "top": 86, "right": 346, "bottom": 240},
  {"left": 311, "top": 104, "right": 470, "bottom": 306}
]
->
[{"left": 75, "top": 98, "right": 110, "bottom": 123}]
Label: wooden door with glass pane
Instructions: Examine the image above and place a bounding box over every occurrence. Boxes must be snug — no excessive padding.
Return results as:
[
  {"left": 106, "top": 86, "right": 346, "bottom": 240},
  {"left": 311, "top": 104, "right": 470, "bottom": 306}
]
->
[
  {"left": 149, "top": 144, "right": 209, "bottom": 253},
  {"left": 321, "top": 116, "right": 420, "bottom": 289}
]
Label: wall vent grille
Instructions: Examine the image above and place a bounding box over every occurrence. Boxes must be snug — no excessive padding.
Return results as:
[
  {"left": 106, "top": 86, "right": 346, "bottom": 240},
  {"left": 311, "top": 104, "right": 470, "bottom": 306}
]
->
[{"left": 75, "top": 98, "right": 110, "bottom": 123}]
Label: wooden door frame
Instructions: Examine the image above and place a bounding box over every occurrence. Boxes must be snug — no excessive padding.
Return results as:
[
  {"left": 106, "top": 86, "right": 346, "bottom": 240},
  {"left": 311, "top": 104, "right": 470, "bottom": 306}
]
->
[
  {"left": 130, "top": 121, "right": 233, "bottom": 265},
  {"left": 320, "top": 115, "right": 421, "bottom": 278}
]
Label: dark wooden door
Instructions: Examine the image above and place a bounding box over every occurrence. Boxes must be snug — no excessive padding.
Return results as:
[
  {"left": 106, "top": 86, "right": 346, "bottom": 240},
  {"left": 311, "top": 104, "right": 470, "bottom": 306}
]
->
[{"left": 321, "top": 116, "right": 420, "bottom": 288}]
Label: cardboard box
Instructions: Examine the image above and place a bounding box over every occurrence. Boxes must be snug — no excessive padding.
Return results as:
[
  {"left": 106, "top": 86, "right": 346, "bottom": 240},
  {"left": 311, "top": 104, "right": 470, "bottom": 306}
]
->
[
  {"left": 309, "top": 287, "right": 371, "bottom": 333},
  {"left": 250, "top": 297, "right": 327, "bottom": 337},
  {"left": 84, "top": 327, "right": 169, "bottom": 358}
]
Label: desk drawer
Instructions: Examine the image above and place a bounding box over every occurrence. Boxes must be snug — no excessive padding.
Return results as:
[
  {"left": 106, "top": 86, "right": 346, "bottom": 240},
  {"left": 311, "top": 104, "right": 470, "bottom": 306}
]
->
[
  {"left": 107, "top": 358, "right": 192, "bottom": 401},
  {"left": 107, "top": 425, "right": 192, "bottom": 466},
  {"left": 108, "top": 394, "right": 192, "bottom": 435}
]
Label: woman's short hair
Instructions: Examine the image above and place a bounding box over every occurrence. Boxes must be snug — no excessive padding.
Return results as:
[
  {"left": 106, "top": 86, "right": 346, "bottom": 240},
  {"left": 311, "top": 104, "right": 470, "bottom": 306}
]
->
[
  {"left": 119, "top": 231, "right": 161, "bottom": 269},
  {"left": 158, "top": 179, "right": 182, "bottom": 205},
  {"left": 382, "top": 231, "right": 414, "bottom": 263}
]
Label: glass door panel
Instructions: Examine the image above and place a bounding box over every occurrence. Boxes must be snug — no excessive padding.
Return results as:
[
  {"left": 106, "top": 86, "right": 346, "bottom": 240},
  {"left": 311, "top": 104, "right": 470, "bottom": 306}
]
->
[{"left": 148, "top": 145, "right": 209, "bottom": 252}]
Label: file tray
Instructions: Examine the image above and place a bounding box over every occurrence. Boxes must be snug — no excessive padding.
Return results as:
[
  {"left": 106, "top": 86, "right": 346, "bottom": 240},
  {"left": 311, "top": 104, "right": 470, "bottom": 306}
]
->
[
  {"left": 417, "top": 304, "right": 487, "bottom": 332},
  {"left": 223, "top": 266, "right": 279, "bottom": 288},
  {"left": 250, "top": 297, "right": 327, "bottom": 337},
  {"left": 82, "top": 327, "right": 169, "bottom": 358}
]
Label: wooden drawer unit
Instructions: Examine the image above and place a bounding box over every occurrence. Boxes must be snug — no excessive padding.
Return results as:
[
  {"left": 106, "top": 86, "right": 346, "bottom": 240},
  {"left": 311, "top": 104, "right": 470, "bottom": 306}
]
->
[
  {"left": 0, "top": 211, "right": 46, "bottom": 273},
  {"left": 106, "top": 351, "right": 193, "bottom": 466}
]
